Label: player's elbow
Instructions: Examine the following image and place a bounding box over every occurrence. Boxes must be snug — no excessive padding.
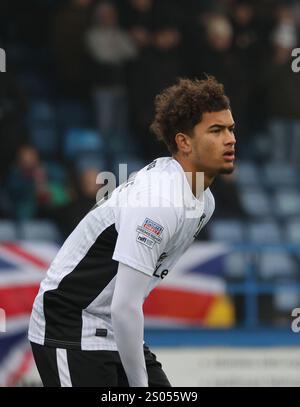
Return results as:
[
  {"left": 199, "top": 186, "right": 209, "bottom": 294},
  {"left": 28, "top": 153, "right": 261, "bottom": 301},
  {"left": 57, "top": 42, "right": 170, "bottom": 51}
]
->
[{"left": 111, "top": 299, "right": 142, "bottom": 325}]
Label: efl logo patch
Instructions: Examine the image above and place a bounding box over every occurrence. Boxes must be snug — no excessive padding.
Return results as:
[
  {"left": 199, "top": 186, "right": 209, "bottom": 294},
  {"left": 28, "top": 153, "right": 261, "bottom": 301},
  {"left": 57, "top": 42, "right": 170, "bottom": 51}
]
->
[
  {"left": 143, "top": 218, "right": 164, "bottom": 236},
  {"left": 136, "top": 218, "right": 163, "bottom": 244}
]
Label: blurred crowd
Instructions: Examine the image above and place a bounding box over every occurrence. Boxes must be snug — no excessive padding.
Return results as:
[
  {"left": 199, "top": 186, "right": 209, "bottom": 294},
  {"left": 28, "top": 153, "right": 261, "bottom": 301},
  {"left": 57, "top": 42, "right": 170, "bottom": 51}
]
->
[{"left": 0, "top": 0, "right": 300, "bottom": 233}]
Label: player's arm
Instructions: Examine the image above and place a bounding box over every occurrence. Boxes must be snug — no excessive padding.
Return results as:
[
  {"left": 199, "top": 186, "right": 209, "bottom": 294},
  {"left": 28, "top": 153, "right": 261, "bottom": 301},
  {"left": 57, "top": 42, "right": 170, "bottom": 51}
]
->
[
  {"left": 111, "top": 262, "right": 151, "bottom": 387},
  {"left": 111, "top": 195, "right": 179, "bottom": 386}
]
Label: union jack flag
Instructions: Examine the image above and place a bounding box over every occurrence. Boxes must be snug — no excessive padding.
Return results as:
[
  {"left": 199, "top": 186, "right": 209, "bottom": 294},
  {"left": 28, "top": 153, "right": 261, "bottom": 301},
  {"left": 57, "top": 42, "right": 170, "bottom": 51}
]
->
[
  {"left": 0, "top": 242, "right": 57, "bottom": 386},
  {"left": 0, "top": 240, "right": 234, "bottom": 386}
]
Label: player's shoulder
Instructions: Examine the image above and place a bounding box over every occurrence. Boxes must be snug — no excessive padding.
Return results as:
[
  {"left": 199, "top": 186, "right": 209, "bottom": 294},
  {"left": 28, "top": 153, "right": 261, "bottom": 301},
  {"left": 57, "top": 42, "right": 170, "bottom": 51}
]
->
[
  {"left": 138, "top": 157, "right": 178, "bottom": 177},
  {"left": 132, "top": 157, "right": 181, "bottom": 200}
]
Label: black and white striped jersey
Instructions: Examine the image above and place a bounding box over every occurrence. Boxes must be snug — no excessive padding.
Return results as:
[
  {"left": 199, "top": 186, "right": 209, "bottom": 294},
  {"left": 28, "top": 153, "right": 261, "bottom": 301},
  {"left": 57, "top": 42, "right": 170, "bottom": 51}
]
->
[{"left": 28, "top": 157, "right": 215, "bottom": 351}]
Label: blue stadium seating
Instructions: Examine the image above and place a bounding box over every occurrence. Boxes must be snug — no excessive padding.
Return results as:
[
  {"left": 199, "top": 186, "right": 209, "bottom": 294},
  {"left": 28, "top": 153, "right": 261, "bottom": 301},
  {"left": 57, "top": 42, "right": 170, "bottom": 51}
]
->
[
  {"left": 262, "top": 162, "right": 298, "bottom": 188},
  {"left": 235, "top": 161, "right": 260, "bottom": 187},
  {"left": 19, "top": 221, "right": 61, "bottom": 242},
  {"left": 223, "top": 252, "right": 247, "bottom": 279},
  {"left": 273, "top": 288, "right": 300, "bottom": 312},
  {"left": 28, "top": 100, "right": 59, "bottom": 155},
  {"left": 28, "top": 100, "right": 56, "bottom": 123},
  {"left": 64, "top": 128, "right": 104, "bottom": 159},
  {"left": 0, "top": 221, "right": 18, "bottom": 241},
  {"left": 285, "top": 218, "right": 300, "bottom": 244},
  {"left": 75, "top": 153, "right": 107, "bottom": 173},
  {"left": 57, "top": 101, "right": 91, "bottom": 130},
  {"left": 30, "top": 127, "right": 60, "bottom": 156},
  {"left": 208, "top": 219, "right": 245, "bottom": 243},
  {"left": 258, "top": 252, "right": 297, "bottom": 280},
  {"left": 247, "top": 220, "right": 283, "bottom": 244},
  {"left": 273, "top": 188, "right": 300, "bottom": 218},
  {"left": 239, "top": 187, "right": 272, "bottom": 217}
]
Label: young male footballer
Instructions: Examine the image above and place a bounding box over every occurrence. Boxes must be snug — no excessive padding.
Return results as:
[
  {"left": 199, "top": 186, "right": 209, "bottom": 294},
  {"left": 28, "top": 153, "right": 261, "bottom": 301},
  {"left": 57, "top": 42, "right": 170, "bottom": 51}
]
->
[{"left": 29, "top": 76, "right": 236, "bottom": 387}]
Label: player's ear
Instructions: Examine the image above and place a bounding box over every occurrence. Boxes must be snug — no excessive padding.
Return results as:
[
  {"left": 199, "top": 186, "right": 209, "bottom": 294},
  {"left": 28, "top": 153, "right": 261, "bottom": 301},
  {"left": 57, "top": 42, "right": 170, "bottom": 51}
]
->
[{"left": 175, "top": 132, "right": 192, "bottom": 154}]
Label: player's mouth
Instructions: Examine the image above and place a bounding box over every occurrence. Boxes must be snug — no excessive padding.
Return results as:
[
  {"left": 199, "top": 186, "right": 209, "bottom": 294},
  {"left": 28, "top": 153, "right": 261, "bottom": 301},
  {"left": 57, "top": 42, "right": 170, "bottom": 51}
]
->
[{"left": 223, "top": 150, "right": 235, "bottom": 162}]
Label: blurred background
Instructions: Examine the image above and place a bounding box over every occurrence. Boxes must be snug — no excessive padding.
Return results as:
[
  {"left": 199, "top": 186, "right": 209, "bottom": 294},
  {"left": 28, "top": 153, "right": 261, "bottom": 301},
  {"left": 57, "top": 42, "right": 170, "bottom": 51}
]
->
[{"left": 0, "top": 0, "right": 300, "bottom": 386}]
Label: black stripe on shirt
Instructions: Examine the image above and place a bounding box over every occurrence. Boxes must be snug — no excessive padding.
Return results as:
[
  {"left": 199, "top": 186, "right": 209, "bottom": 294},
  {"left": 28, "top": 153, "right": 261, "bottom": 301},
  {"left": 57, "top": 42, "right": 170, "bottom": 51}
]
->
[{"left": 43, "top": 223, "right": 119, "bottom": 349}]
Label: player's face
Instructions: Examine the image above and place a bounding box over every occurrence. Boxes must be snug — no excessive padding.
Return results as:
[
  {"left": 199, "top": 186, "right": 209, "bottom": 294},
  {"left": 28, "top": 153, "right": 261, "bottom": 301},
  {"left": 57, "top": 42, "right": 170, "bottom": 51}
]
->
[{"left": 190, "top": 109, "right": 236, "bottom": 175}]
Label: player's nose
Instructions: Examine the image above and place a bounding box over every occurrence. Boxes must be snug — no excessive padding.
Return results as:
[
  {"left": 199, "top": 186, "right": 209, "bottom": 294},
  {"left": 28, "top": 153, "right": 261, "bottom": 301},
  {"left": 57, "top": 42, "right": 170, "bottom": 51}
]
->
[{"left": 224, "top": 130, "right": 236, "bottom": 146}]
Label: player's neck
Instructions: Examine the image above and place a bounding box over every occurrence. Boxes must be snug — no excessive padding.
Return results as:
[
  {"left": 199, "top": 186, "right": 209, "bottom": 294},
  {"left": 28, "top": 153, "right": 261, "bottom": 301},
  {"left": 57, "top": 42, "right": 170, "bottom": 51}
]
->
[{"left": 172, "top": 154, "right": 215, "bottom": 194}]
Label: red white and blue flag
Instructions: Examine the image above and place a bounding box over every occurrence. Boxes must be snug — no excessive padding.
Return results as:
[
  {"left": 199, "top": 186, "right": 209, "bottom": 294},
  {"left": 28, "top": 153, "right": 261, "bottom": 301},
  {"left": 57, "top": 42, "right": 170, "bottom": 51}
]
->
[
  {"left": 0, "top": 242, "right": 57, "bottom": 386},
  {"left": 0, "top": 241, "right": 233, "bottom": 386}
]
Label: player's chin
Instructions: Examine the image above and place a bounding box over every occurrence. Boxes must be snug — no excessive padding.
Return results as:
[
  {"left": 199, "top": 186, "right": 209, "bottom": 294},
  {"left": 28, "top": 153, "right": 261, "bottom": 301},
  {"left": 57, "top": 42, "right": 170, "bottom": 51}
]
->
[{"left": 219, "top": 162, "right": 235, "bottom": 174}]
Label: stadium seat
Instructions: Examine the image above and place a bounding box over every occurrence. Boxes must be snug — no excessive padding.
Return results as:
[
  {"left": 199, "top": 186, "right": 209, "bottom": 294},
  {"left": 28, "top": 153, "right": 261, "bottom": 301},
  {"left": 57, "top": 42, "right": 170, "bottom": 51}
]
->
[
  {"left": 247, "top": 220, "right": 282, "bottom": 244},
  {"left": 258, "top": 252, "right": 297, "bottom": 280},
  {"left": 0, "top": 221, "right": 18, "bottom": 241},
  {"left": 273, "top": 288, "right": 300, "bottom": 312},
  {"left": 64, "top": 128, "right": 104, "bottom": 159},
  {"left": 30, "top": 127, "right": 60, "bottom": 156},
  {"left": 19, "top": 221, "right": 61, "bottom": 241},
  {"left": 235, "top": 161, "right": 260, "bottom": 187},
  {"left": 262, "top": 162, "right": 298, "bottom": 188},
  {"left": 28, "top": 100, "right": 59, "bottom": 155},
  {"left": 28, "top": 100, "right": 56, "bottom": 124},
  {"left": 223, "top": 252, "right": 247, "bottom": 279},
  {"left": 208, "top": 219, "right": 245, "bottom": 243},
  {"left": 239, "top": 187, "right": 272, "bottom": 217},
  {"left": 75, "top": 153, "right": 107, "bottom": 173},
  {"left": 273, "top": 189, "right": 300, "bottom": 218},
  {"left": 57, "top": 101, "right": 91, "bottom": 130},
  {"left": 285, "top": 218, "right": 300, "bottom": 244}
]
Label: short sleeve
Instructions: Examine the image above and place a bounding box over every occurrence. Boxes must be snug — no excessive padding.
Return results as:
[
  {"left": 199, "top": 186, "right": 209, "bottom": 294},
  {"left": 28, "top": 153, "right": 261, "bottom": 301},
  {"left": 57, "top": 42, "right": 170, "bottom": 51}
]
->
[{"left": 112, "top": 197, "right": 179, "bottom": 276}]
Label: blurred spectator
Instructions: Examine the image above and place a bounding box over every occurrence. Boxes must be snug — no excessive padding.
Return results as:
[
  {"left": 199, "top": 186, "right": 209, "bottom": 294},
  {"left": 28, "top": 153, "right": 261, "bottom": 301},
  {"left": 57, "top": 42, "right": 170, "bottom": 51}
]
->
[
  {"left": 127, "top": 24, "right": 182, "bottom": 160},
  {"left": 260, "top": 6, "right": 300, "bottom": 165},
  {"left": 54, "top": 168, "right": 102, "bottom": 237},
  {"left": 231, "top": 1, "right": 259, "bottom": 68},
  {"left": 191, "top": 14, "right": 249, "bottom": 156},
  {"left": 7, "top": 146, "right": 70, "bottom": 221},
  {"left": 85, "top": 1, "right": 137, "bottom": 153},
  {"left": 0, "top": 73, "right": 27, "bottom": 178},
  {"left": 52, "top": 0, "right": 93, "bottom": 98},
  {"left": 120, "top": 0, "right": 155, "bottom": 49}
]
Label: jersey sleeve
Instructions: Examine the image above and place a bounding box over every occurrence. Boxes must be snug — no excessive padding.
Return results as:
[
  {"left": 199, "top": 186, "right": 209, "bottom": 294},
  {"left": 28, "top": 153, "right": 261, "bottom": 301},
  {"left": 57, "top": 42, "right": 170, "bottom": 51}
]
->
[
  {"left": 112, "top": 196, "right": 179, "bottom": 276},
  {"left": 111, "top": 262, "right": 151, "bottom": 387}
]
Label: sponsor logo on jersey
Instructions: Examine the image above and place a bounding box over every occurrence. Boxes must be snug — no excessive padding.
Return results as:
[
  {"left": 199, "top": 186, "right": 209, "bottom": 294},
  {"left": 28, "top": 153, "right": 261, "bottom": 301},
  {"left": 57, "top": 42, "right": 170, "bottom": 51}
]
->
[
  {"left": 136, "top": 218, "right": 163, "bottom": 245},
  {"left": 143, "top": 218, "right": 164, "bottom": 236},
  {"left": 136, "top": 233, "right": 155, "bottom": 248}
]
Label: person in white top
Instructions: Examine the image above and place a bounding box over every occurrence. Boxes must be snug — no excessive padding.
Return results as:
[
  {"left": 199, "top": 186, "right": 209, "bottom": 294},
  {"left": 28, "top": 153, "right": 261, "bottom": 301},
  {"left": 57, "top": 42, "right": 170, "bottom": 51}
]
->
[{"left": 29, "top": 76, "right": 236, "bottom": 387}]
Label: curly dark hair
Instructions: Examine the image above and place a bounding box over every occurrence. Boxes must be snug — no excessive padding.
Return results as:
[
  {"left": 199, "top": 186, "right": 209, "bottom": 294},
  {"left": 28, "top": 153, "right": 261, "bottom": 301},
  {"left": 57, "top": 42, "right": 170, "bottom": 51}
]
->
[{"left": 150, "top": 76, "right": 230, "bottom": 154}]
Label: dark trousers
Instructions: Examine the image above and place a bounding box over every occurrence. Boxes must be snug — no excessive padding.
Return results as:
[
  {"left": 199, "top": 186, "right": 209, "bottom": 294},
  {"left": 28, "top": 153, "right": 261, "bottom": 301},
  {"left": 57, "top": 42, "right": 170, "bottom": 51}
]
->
[{"left": 30, "top": 342, "right": 171, "bottom": 387}]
